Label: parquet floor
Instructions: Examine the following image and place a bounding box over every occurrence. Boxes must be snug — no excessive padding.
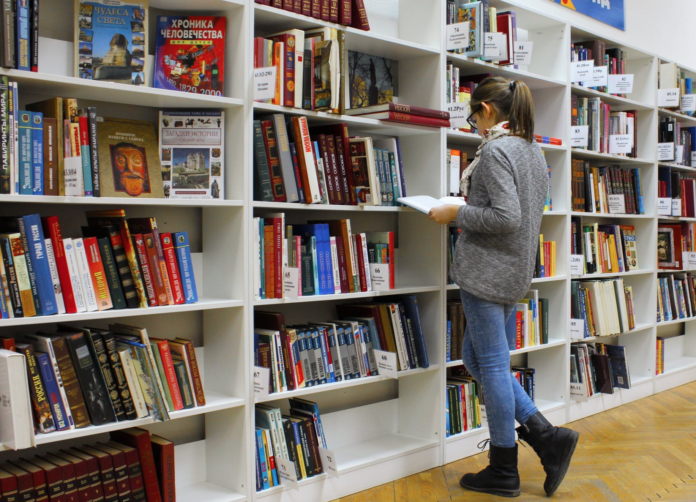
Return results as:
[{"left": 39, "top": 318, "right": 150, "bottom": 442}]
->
[{"left": 331, "top": 382, "right": 696, "bottom": 502}]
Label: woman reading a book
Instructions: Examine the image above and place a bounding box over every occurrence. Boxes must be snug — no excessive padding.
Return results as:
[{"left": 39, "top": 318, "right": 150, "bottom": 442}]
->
[{"left": 429, "top": 76, "right": 578, "bottom": 498}]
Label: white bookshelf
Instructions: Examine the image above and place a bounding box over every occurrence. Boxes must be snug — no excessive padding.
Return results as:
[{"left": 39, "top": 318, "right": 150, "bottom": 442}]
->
[{"left": 0, "top": 1, "right": 694, "bottom": 501}]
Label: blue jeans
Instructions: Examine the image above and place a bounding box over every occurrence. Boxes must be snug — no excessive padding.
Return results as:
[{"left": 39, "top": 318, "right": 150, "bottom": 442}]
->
[{"left": 460, "top": 288, "right": 539, "bottom": 447}]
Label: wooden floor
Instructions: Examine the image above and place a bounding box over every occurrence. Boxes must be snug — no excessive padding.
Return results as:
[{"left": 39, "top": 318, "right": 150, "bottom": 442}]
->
[{"left": 331, "top": 382, "right": 696, "bottom": 502}]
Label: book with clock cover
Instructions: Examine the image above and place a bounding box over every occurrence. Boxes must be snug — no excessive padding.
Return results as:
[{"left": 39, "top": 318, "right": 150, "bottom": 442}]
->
[{"left": 154, "top": 16, "right": 226, "bottom": 96}]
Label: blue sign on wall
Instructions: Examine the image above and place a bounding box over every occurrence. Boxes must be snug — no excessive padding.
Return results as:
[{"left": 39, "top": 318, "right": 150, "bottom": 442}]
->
[{"left": 553, "top": 0, "right": 625, "bottom": 31}]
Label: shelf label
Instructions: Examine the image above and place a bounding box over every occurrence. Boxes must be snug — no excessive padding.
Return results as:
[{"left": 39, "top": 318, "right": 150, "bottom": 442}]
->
[
  {"left": 570, "top": 254, "right": 584, "bottom": 276},
  {"left": 609, "top": 134, "right": 632, "bottom": 154},
  {"left": 483, "top": 32, "right": 505, "bottom": 60},
  {"left": 570, "top": 319, "right": 585, "bottom": 339},
  {"left": 682, "top": 94, "right": 696, "bottom": 112},
  {"left": 513, "top": 41, "right": 533, "bottom": 65},
  {"left": 571, "top": 60, "right": 594, "bottom": 83},
  {"left": 673, "top": 198, "right": 682, "bottom": 217},
  {"left": 283, "top": 267, "right": 300, "bottom": 298},
  {"left": 446, "top": 21, "right": 469, "bottom": 51},
  {"left": 657, "top": 197, "right": 672, "bottom": 216},
  {"left": 374, "top": 350, "right": 398, "bottom": 379},
  {"left": 276, "top": 458, "right": 299, "bottom": 490},
  {"left": 447, "top": 102, "right": 469, "bottom": 129},
  {"left": 590, "top": 66, "right": 608, "bottom": 87},
  {"left": 253, "top": 366, "right": 270, "bottom": 400},
  {"left": 319, "top": 448, "right": 338, "bottom": 477},
  {"left": 369, "top": 264, "right": 390, "bottom": 291},
  {"left": 570, "top": 382, "right": 588, "bottom": 401},
  {"left": 692, "top": 151, "right": 696, "bottom": 164},
  {"left": 675, "top": 145, "right": 685, "bottom": 164},
  {"left": 608, "top": 74, "right": 634, "bottom": 94},
  {"left": 253, "top": 66, "right": 277, "bottom": 101},
  {"left": 658, "top": 142, "right": 675, "bottom": 161},
  {"left": 608, "top": 194, "right": 626, "bottom": 214},
  {"left": 570, "top": 125, "right": 589, "bottom": 148},
  {"left": 658, "top": 88, "right": 680, "bottom": 107},
  {"left": 684, "top": 251, "right": 696, "bottom": 270}
]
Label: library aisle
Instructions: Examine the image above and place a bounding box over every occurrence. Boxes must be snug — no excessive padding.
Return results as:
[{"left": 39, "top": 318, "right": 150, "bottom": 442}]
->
[{"left": 330, "top": 381, "right": 696, "bottom": 502}]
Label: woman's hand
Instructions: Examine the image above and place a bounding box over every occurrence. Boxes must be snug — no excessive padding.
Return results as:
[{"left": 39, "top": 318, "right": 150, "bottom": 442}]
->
[{"left": 428, "top": 204, "right": 460, "bottom": 224}]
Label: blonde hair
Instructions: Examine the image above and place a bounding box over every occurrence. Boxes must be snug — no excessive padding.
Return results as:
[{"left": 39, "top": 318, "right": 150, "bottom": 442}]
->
[{"left": 470, "top": 76, "right": 535, "bottom": 142}]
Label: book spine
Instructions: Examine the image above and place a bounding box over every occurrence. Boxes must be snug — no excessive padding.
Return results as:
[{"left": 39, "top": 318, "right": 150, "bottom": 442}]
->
[
  {"left": 23, "top": 214, "right": 58, "bottom": 315},
  {"left": 77, "top": 116, "right": 92, "bottom": 196},
  {"left": 320, "top": 0, "right": 329, "bottom": 20},
  {"left": 100, "top": 227, "right": 138, "bottom": 309},
  {"left": 301, "top": 0, "right": 311, "bottom": 16},
  {"left": 273, "top": 218, "right": 283, "bottom": 299},
  {"left": 329, "top": 0, "right": 338, "bottom": 22},
  {"left": 311, "top": 0, "right": 320, "bottom": 18},
  {"left": 18, "top": 110, "right": 32, "bottom": 194},
  {"left": 181, "top": 341, "right": 206, "bottom": 406},
  {"left": 252, "top": 120, "right": 274, "bottom": 202},
  {"left": 21, "top": 344, "right": 57, "bottom": 433},
  {"left": 74, "top": 238, "right": 99, "bottom": 311},
  {"left": 102, "top": 333, "right": 137, "bottom": 421},
  {"left": 272, "top": 114, "right": 299, "bottom": 203},
  {"left": 1, "top": 1, "right": 13, "bottom": 68},
  {"left": 16, "top": 0, "right": 29, "bottom": 70},
  {"left": 0, "top": 77, "right": 8, "bottom": 194},
  {"left": 261, "top": 120, "right": 287, "bottom": 202},
  {"left": 109, "top": 431, "right": 163, "bottom": 502},
  {"left": 35, "top": 352, "right": 70, "bottom": 430},
  {"left": 7, "top": 233, "right": 35, "bottom": 316},
  {"left": 172, "top": 232, "right": 197, "bottom": 304},
  {"left": 30, "top": 0, "right": 38, "bottom": 71},
  {"left": 144, "top": 233, "right": 169, "bottom": 306},
  {"left": 151, "top": 440, "right": 175, "bottom": 502},
  {"left": 31, "top": 111, "right": 43, "bottom": 194},
  {"left": 63, "top": 238, "right": 88, "bottom": 313},
  {"left": 132, "top": 234, "right": 157, "bottom": 306},
  {"left": 157, "top": 341, "right": 184, "bottom": 411},
  {"left": 43, "top": 117, "right": 57, "bottom": 195},
  {"left": 115, "top": 222, "right": 149, "bottom": 308},
  {"left": 351, "top": 0, "right": 370, "bottom": 30},
  {"left": 160, "top": 234, "right": 185, "bottom": 305},
  {"left": 90, "top": 334, "right": 126, "bottom": 422},
  {"left": 96, "top": 237, "right": 126, "bottom": 309}
]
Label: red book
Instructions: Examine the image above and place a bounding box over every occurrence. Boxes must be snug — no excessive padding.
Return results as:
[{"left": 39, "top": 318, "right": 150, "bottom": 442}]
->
[
  {"left": 309, "top": 124, "right": 355, "bottom": 204},
  {"left": 93, "top": 445, "right": 130, "bottom": 502},
  {"left": 106, "top": 442, "right": 145, "bottom": 502},
  {"left": 270, "top": 217, "right": 283, "bottom": 299},
  {"left": 109, "top": 429, "right": 162, "bottom": 502},
  {"left": 149, "top": 436, "right": 175, "bottom": 502},
  {"left": 496, "top": 12, "right": 515, "bottom": 66},
  {"left": 272, "top": 0, "right": 282, "bottom": 7},
  {"left": 269, "top": 35, "right": 296, "bottom": 108},
  {"left": 159, "top": 233, "right": 185, "bottom": 305},
  {"left": 132, "top": 234, "right": 158, "bottom": 307},
  {"left": 0, "top": 336, "right": 15, "bottom": 351},
  {"left": 76, "top": 446, "right": 118, "bottom": 502},
  {"left": 253, "top": 37, "right": 265, "bottom": 68},
  {"left": 84, "top": 236, "right": 113, "bottom": 311},
  {"left": 261, "top": 120, "right": 287, "bottom": 202},
  {"left": 3, "top": 463, "right": 35, "bottom": 502},
  {"left": 149, "top": 338, "right": 184, "bottom": 411},
  {"left": 282, "top": 0, "right": 293, "bottom": 11},
  {"left": 68, "top": 449, "right": 104, "bottom": 502},
  {"left": 55, "top": 452, "right": 90, "bottom": 502},
  {"left": 339, "top": 0, "right": 351, "bottom": 25},
  {"left": 335, "top": 234, "right": 350, "bottom": 293},
  {"left": 351, "top": 0, "right": 370, "bottom": 30},
  {"left": 13, "top": 460, "right": 48, "bottom": 502},
  {"left": 144, "top": 233, "right": 170, "bottom": 306},
  {"left": 320, "top": 0, "right": 329, "bottom": 20},
  {"left": 301, "top": 0, "right": 311, "bottom": 16},
  {"left": 293, "top": 0, "right": 301, "bottom": 14},
  {"left": 325, "top": 135, "right": 346, "bottom": 204},
  {"left": 310, "top": 0, "right": 321, "bottom": 18},
  {"left": 516, "top": 311, "right": 523, "bottom": 349},
  {"left": 0, "top": 468, "right": 19, "bottom": 502},
  {"left": 172, "top": 338, "right": 206, "bottom": 406},
  {"left": 41, "top": 216, "right": 77, "bottom": 313},
  {"left": 346, "top": 102, "right": 451, "bottom": 120},
  {"left": 354, "top": 234, "right": 367, "bottom": 292},
  {"left": 43, "top": 454, "right": 78, "bottom": 502},
  {"left": 328, "top": 0, "right": 338, "bottom": 22},
  {"left": 28, "top": 457, "right": 64, "bottom": 502},
  {"left": 263, "top": 225, "right": 275, "bottom": 299},
  {"left": 127, "top": 218, "right": 174, "bottom": 306},
  {"left": 355, "top": 111, "right": 450, "bottom": 127}
]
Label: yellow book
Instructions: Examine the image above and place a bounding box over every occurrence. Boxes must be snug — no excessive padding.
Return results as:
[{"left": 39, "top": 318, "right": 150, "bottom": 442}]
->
[
  {"left": 608, "top": 234, "right": 619, "bottom": 272},
  {"left": 539, "top": 234, "right": 545, "bottom": 275},
  {"left": 551, "top": 241, "right": 556, "bottom": 276},
  {"left": 261, "top": 429, "right": 274, "bottom": 486}
]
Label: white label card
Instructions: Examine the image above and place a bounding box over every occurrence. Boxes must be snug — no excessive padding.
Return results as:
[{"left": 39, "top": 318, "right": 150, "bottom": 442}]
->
[
  {"left": 275, "top": 458, "right": 299, "bottom": 490},
  {"left": 570, "top": 125, "right": 589, "bottom": 148},
  {"left": 447, "top": 22, "right": 469, "bottom": 51},
  {"left": 483, "top": 32, "right": 505, "bottom": 60},
  {"left": 513, "top": 41, "right": 533, "bottom": 65},
  {"left": 658, "top": 142, "right": 675, "bottom": 161},
  {"left": 253, "top": 66, "right": 277, "bottom": 101},
  {"left": 570, "top": 382, "right": 589, "bottom": 401},
  {"left": 657, "top": 197, "right": 673, "bottom": 216},
  {"left": 676, "top": 145, "right": 685, "bottom": 163},
  {"left": 673, "top": 198, "right": 682, "bottom": 217},
  {"left": 319, "top": 448, "right": 338, "bottom": 477},
  {"left": 253, "top": 366, "right": 270, "bottom": 400},
  {"left": 570, "top": 319, "right": 585, "bottom": 339},
  {"left": 608, "top": 74, "right": 634, "bottom": 94},
  {"left": 374, "top": 350, "right": 398, "bottom": 379},
  {"left": 283, "top": 267, "right": 300, "bottom": 298},
  {"left": 369, "top": 263, "right": 390, "bottom": 291},
  {"left": 692, "top": 151, "right": 696, "bottom": 164},
  {"left": 570, "top": 254, "right": 584, "bottom": 276},
  {"left": 683, "top": 251, "right": 696, "bottom": 270},
  {"left": 682, "top": 95, "right": 696, "bottom": 112},
  {"left": 590, "top": 66, "right": 608, "bottom": 87},
  {"left": 571, "top": 61, "right": 594, "bottom": 83},
  {"left": 447, "top": 102, "right": 469, "bottom": 129},
  {"left": 658, "top": 88, "right": 680, "bottom": 107},
  {"left": 608, "top": 194, "right": 626, "bottom": 214},
  {"left": 609, "top": 134, "right": 632, "bottom": 154}
]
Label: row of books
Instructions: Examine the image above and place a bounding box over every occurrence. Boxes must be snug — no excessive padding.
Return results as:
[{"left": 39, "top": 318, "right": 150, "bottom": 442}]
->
[
  {"left": 571, "top": 279, "right": 636, "bottom": 338},
  {"left": 570, "top": 343, "right": 631, "bottom": 400},
  {"left": 253, "top": 0, "right": 370, "bottom": 30},
  {"left": 570, "top": 40, "right": 627, "bottom": 97},
  {"left": 659, "top": 61, "right": 692, "bottom": 115},
  {"left": 534, "top": 235, "right": 556, "bottom": 279},
  {"left": 571, "top": 96, "right": 638, "bottom": 158},
  {"left": 656, "top": 337, "right": 665, "bottom": 375},
  {"left": 255, "top": 398, "right": 327, "bottom": 491},
  {"left": 657, "top": 274, "right": 696, "bottom": 322},
  {"left": 659, "top": 119, "right": 695, "bottom": 166},
  {"left": 0, "top": 211, "right": 197, "bottom": 320},
  {"left": 446, "top": 377, "right": 484, "bottom": 437},
  {"left": 3, "top": 325, "right": 204, "bottom": 447},
  {"left": 658, "top": 223, "right": 691, "bottom": 271},
  {"left": 254, "top": 216, "right": 394, "bottom": 299},
  {"left": 571, "top": 162, "right": 644, "bottom": 215},
  {"left": 570, "top": 219, "right": 640, "bottom": 276},
  {"left": 658, "top": 168, "right": 696, "bottom": 218},
  {"left": 0, "top": 0, "right": 38, "bottom": 72},
  {"left": 512, "top": 366, "right": 536, "bottom": 403},
  {"left": 0, "top": 428, "right": 173, "bottom": 502}
]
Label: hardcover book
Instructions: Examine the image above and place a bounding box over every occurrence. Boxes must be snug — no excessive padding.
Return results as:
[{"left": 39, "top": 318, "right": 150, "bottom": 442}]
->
[
  {"left": 158, "top": 110, "right": 224, "bottom": 199},
  {"left": 348, "top": 51, "right": 397, "bottom": 111},
  {"left": 74, "top": 0, "right": 148, "bottom": 85},
  {"left": 154, "top": 16, "right": 226, "bottom": 96}
]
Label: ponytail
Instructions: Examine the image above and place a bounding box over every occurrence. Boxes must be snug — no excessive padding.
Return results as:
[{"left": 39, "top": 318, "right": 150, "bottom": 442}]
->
[{"left": 470, "top": 76, "right": 535, "bottom": 142}]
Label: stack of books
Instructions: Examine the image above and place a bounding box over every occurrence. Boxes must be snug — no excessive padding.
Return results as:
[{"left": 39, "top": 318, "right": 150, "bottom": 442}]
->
[
  {"left": 571, "top": 343, "right": 631, "bottom": 399},
  {"left": 515, "top": 291, "right": 549, "bottom": 348},
  {"left": 571, "top": 279, "right": 636, "bottom": 338},
  {"left": 344, "top": 103, "right": 451, "bottom": 128},
  {"left": 446, "top": 376, "right": 484, "bottom": 437}
]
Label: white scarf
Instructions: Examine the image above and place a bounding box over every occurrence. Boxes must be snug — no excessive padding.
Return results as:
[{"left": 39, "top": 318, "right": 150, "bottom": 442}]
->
[{"left": 460, "top": 121, "right": 511, "bottom": 200}]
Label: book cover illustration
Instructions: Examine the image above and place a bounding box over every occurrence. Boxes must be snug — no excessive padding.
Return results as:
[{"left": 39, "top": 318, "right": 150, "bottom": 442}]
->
[
  {"left": 348, "top": 51, "right": 397, "bottom": 110},
  {"left": 159, "top": 110, "right": 224, "bottom": 199},
  {"left": 154, "top": 16, "right": 226, "bottom": 96},
  {"left": 75, "top": 0, "right": 148, "bottom": 85},
  {"left": 96, "top": 117, "right": 164, "bottom": 198}
]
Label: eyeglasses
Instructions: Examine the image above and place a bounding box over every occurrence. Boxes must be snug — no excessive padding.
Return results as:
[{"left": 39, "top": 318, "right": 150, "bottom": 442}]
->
[{"left": 467, "top": 104, "right": 481, "bottom": 130}]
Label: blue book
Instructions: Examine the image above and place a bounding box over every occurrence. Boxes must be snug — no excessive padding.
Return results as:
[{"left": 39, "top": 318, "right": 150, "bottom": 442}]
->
[
  {"left": 446, "top": 321, "right": 451, "bottom": 362},
  {"left": 23, "top": 214, "right": 57, "bottom": 315},
  {"left": 0, "top": 272, "right": 8, "bottom": 318},
  {"left": 254, "top": 433, "right": 262, "bottom": 492},
  {"left": 172, "top": 232, "right": 198, "bottom": 303},
  {"left": 288, "top": 398, "right": 327, "bottom": 450},
  {"left": 686, "top": 78, "right": 693, "bottom": 117},
  {"left": 255, "top": 429, "right": 270, "bottom": 490},
  {"left": 15, "top": 0, "right": 30, "bottom": 71},
  {"left": 341, "top": 324, "right": 361, "bottom": 379},
  {"left": 388, "top": 152, "right": 400, "bottom": 204},
  {"left": 30, "top": 112, "right": 43, "bottom": 194},
  {"left": 632, "top": 168, "right": 644, "bottom": 214},
  {"left": 18, "top": 111, "right": 32, "bottom": 194},
  {"left": 356, "top": 325, "right": 372, "bottom": 375},
  {"left": 314, "top": 326, "right": 334, "bottom": 383},
  {"left": 388, "top": 295, "right": 430, "bottom": 369},
  {"left": 445, "top": 387, "right": 450, "bottom": 437},
  {"left": 335, "top": 326, "right": 352, "bottom": 381},
  {"left": 295, "top": 224, "right": 334, "bottom": 295},
  {"left": 79, "top": 120, "right": 93, "bottom": 197},
  {"left": 265, "top": 429, "right": 279, "bottom": 486},
  {"left": 309, "top": 328, "right": 326, "bottom": 385},
  {"left": 258, "top": 218, "right": 265, "bottom": 299},
  {"left": 319, "top": 224, "right": 334, "bottom": 292},
  {"left": 36, "top": 352, "right": 71, "bottom": 431}
]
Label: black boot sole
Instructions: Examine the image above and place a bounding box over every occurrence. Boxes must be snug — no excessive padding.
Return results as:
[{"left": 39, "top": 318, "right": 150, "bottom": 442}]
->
[
  {"left": 460, "top": 479, "right": 521, "bottom": 498},
  {"left": 544, "top": 429, "right": 579, "bottom": 496}
]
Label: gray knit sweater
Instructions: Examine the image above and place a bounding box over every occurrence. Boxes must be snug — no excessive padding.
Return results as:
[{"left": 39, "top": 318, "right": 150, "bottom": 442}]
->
[{"left": 449, "top": 136, "right": 548, "bottom": 305}]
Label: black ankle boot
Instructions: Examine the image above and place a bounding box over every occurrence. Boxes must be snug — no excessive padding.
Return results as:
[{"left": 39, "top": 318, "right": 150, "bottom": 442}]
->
[
  {"left": 459, "top": 443, "right": 521, "bottom": 498},
  {"left": 516, "top": 412, "right": 579, "bottom": 496}
]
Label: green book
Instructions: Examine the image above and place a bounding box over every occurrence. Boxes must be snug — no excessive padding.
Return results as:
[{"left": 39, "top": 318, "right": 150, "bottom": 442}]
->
[
  {"left": 540, "top": 298, "right": 549, "bottom": 345},
  {"left": 96, "top": 237, "right": 127, "bottom": 309},
  {"left": 173, "top": 359, "right": 194, "bottom": 409},
  {"left": 150, "top": 342, "right": 174, "bottom": 412}
]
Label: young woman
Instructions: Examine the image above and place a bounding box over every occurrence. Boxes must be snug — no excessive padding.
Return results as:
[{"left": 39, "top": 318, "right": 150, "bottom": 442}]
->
[{"left": 429, "top": 76, "right": 579, "bottom": 498}]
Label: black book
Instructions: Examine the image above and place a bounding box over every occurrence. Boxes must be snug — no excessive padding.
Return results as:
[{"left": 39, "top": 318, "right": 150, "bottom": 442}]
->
[
  {"left": 0, "top": 0, "right": 13, "bottom": 68},
  {"left": 293, "top": 416, "right": 314, "bottom": 477},
  {"left": 282, "top": 418, "right": 303, "bottom": 479},
  {"left": 398, "top": 303, "right": 417, "bottom": 369},
  {"left": 91, "top": 234, "right": 126, "bottom": 309},
  {"left": 0, "top": 217, "right": 40, "bottom": 314},
  {"left": 590, "top": 354, "right": 614, "bottom": 394},
  {"left": 173, "top": 360, "right": 194, "bottom": 409},
  {"left": 86, "top": 330, "right": 127, "bottom": 421},
  {"left": 100, "top": 331, "right": 138, "bottom": 420},
  {"left": 64, "top": 332, "right": 117, "bottom": 425},
  {"left": 252, "top": 120, "right": 274, "bottom": 202},
  {"left": 0, "top": 235, "right": 22, "bottom": 316},
  {"left": 87, "top": 107, "right": 100, "bottom": 197}
]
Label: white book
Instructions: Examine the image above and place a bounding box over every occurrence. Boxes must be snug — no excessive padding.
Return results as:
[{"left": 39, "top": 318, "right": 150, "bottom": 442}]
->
[
  {"left": 516, "top": 303, "right": 529, "bottom": 347},
  {"left": 330, "top": 237, "right": 341, "bottom": 294},
  {"left": 118, "top": 348, "right": 149, "bottom": 418},
  {"left": 272, "top": 407, "right": 290, "bottom": 461},
  {"left": 295, "top": 116, "right": 322, "bottom": 203},
  {"left": 256, "top": 404, "right": 284, "bottom": 462},
  {"left": 315, "top": 149, "right": 330, "bottom": 204},
  {"left": 253, "top": 217, "right": 261, "bottom": 301},
  {"left": 64, "top": 156, "right": 84, "bottom": 197},
  {"left": 0, "top": 349, "right": 35, "bottom": 449},
  {"left": 388, "top": 303, "right": 409, "bottom": 371},
  {"left": 63, "top": 238, "right": 87, "bottom": 313},
  {"left": 44, "top": 238, "right": 66, "bottom": 314},
  {"left": 346, "top": 321, "right": 367, "bottom": 377},
  {"left": 73, "top": 238, "right": 98, "bottom": 312},
  {"left": 344, "top": 218, "right": 357, "bottom": 290},
  {"left": 360, "top": 233, "right": 371, "bottom": 292},
  {"left": 397, "top": 195, "right": 467, "bottom": 215}
]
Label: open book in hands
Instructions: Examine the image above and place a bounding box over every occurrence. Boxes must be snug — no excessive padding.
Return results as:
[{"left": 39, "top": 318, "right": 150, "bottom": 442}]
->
[{"left": 397, "top": 196, "right": 467, "bottom": 214}]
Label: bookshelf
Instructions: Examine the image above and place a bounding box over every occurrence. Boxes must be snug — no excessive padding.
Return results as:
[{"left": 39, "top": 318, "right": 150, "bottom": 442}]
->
[{"left": 0, "top": 1, "right": 694, "bottom": 501}]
